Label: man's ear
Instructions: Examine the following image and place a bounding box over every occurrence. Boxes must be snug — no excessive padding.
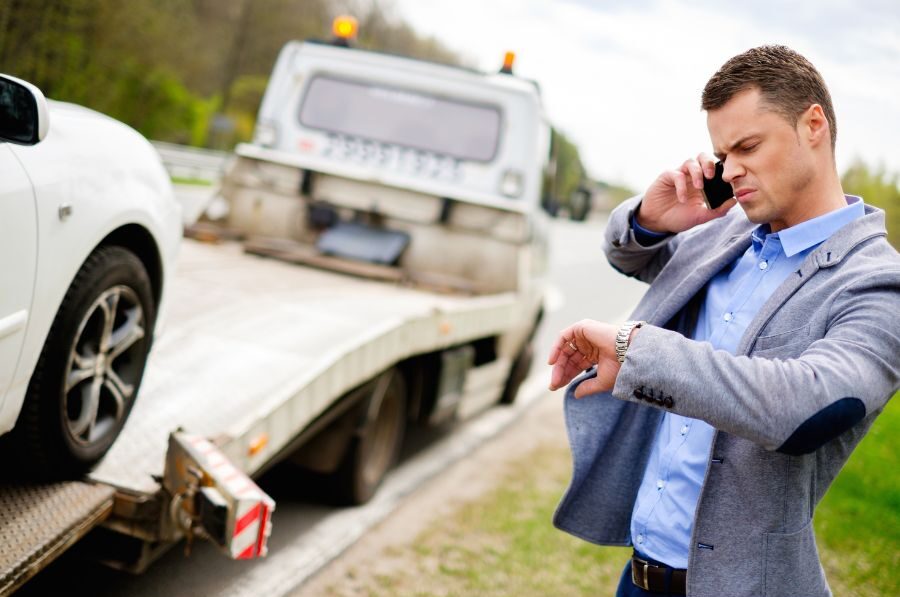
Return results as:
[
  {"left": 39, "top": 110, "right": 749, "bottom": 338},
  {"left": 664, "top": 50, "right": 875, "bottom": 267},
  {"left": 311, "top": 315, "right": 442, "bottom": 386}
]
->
[{"left": 801, "top": 103, "right": 830, "bottom": 148}]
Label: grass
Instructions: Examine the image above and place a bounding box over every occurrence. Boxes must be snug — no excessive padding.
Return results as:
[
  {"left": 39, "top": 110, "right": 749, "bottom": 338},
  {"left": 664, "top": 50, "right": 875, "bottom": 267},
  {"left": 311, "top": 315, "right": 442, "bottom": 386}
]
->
[
  {"left": 324, "top": 394, "right": 899, "bottom": 596},
  {"left": 814, "top": 393, "right": 900, "bottom": 596},
  {"left": 170, "top": 175, "right": 215, "bottom": 186},
  {"left": 364, "top": 445, "right": 630, "bottom": 597}
]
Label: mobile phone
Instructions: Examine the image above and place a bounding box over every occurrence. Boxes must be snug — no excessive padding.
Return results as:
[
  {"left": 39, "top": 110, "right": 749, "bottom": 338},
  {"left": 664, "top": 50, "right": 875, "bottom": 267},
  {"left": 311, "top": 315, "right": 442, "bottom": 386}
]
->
[{"left": 703, "top": 161, "right": 733, "bottom": 209}]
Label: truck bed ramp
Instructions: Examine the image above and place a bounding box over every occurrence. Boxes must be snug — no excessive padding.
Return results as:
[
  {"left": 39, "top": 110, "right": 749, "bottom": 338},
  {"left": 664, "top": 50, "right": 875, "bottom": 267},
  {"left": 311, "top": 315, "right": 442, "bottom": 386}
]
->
[{"left": 0, "top": 481, "right": 114, "bottom": 596}]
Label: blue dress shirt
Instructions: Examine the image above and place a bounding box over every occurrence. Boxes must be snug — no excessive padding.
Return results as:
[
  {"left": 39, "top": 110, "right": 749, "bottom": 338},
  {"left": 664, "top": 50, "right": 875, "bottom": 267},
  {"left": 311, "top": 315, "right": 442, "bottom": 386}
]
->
[{"left": 628, "top": 196, "right": 866, "bottom": 568}]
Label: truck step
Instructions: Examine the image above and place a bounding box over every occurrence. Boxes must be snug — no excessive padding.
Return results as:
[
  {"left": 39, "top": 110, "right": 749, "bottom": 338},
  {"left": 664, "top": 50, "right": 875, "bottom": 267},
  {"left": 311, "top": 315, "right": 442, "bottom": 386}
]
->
[{"left": 0, "top": 482, "right": 114, "bottom": 596}]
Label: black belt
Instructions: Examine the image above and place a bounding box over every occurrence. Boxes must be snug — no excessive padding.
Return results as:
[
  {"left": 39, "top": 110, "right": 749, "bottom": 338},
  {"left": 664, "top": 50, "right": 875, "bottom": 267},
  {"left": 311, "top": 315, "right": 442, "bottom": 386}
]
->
[{"left": 631, "top": 553, "right": 687, "bottom": 595}]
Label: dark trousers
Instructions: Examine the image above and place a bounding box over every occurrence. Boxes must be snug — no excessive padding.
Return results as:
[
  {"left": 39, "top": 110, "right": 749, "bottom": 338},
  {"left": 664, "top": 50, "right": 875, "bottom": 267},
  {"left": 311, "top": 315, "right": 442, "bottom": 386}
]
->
[{"left": 614, "top": 552, "right": 682, "bottom": 597}]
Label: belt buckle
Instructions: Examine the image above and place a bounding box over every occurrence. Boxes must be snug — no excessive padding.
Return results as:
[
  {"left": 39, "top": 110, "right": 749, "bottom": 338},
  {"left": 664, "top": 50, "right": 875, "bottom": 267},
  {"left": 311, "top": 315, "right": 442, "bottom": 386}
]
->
[{"left": 631, "top": 556, "right": 651, "bottom": 591}]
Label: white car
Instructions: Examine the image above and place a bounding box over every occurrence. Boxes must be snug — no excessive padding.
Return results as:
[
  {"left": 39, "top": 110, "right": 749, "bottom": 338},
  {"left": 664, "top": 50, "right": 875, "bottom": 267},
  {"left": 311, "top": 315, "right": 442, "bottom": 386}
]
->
[{"left": 0, "top": 74, "right": 181, "bottom": 477}]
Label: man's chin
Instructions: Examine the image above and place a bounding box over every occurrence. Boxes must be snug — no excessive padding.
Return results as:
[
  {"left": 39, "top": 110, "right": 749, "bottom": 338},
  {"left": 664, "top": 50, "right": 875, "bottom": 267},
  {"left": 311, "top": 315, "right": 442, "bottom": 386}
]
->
[{"left": 741, "top": 204, "right": 769, "bottom": 225}]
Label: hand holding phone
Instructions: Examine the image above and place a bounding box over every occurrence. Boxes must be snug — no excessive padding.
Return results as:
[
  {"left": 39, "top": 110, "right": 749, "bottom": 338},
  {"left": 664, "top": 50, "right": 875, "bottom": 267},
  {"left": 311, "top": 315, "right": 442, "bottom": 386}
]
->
[
  {"left": 703, "top": 161, "right": 734, "bottom": 209},
  {"left": 639, "top": 155, "right": 737, "bottom": 235}
]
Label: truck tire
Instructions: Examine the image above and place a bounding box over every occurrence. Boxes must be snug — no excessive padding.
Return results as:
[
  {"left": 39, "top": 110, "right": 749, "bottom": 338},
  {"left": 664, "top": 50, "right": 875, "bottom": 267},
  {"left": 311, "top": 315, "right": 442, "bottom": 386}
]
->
[
  {"left": 7, "top": 246, "right": 155, "bottom": 479},
  {"left": 499, "top": 341, "right": 534, "bottom": 405},
  {"left": 329, "top": 368, "right": 407, "bottom": 505}
]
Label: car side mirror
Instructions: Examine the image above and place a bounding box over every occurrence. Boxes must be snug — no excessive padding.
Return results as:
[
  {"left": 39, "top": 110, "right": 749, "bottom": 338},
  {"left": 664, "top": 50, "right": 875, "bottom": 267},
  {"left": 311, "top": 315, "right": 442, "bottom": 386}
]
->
[
  {"left": 0, "top": 74, "right": 50, "bottom": 145},
  {"left": 541, "top": 194, "right": 559, "bottom": 217}
]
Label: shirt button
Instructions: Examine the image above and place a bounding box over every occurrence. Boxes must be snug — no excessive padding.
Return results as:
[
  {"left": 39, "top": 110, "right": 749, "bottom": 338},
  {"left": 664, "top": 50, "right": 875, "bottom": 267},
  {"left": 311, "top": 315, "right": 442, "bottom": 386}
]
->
[
  {"left": 759, "top": 261, "right": 768, "bottom": 270},
  {"left": 723, "top": 312, "right": 733, "bottom": 322},
  {"left": 657, "top": 479, "right": 665, "bottom": 490},
  {"left": 680, "top": 425, "right": 689, "bottom": 435},
  {"left": 637, "top": 534, "right": 644, "bottom": 544}
]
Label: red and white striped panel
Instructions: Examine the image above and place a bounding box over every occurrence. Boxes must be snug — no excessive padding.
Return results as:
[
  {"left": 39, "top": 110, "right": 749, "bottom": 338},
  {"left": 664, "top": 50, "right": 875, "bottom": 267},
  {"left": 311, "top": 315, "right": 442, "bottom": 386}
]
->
[
  {"left": 182, "top": 434, "right": 275, "bottom": 559},
  {"left": 230, "top": 493, "right": 275, "bottom": 559}
]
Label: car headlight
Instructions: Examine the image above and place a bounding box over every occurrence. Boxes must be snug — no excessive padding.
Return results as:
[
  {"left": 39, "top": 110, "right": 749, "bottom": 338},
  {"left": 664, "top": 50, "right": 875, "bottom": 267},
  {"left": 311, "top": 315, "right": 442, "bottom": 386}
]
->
[
  {"left": 499, "top": 169, "right": 524, "bottom": 198},
  {"left": 253, "top": 121, "right": 278, "bottom": 148}
]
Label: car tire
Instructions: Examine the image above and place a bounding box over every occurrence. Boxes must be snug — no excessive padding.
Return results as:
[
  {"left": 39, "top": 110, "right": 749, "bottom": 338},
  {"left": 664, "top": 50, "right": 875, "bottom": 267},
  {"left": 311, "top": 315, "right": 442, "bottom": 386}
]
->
[
  {"left": 329, "top": 369, "right": 407, "bottom": 505},
  {"left": 8, "top": 245, "right": 156, "bottom": 479}
]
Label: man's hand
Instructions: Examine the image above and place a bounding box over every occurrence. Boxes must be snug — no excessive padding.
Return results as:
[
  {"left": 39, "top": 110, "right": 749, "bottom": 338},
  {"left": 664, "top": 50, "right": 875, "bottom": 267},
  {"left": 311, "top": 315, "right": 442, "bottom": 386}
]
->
[
  {"left": 635, "top": 153, "right": 737, "bottom": 234},
  {"left": 547, "top": 320, "right": 626, "bottom": 398}
]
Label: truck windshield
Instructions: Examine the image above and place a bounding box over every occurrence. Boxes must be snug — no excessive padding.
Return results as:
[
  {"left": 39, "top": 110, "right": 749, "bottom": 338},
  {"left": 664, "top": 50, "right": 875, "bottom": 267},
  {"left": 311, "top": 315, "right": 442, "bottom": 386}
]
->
[{"left": 298, "top": 75, "right": 501, "bottom": 162}]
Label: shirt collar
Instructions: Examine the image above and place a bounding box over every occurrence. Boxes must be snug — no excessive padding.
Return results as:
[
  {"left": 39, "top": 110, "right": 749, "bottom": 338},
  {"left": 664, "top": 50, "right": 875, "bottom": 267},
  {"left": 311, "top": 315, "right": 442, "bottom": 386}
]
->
[{"left": 750, "top": 195, "right": 866, "bottom": 257}]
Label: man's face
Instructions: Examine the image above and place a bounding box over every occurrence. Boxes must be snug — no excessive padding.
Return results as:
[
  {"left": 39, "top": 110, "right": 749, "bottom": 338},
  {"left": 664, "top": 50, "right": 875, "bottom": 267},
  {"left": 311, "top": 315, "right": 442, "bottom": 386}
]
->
[{"left": 707, "top": 88, "right": 816, "bottom": 232}]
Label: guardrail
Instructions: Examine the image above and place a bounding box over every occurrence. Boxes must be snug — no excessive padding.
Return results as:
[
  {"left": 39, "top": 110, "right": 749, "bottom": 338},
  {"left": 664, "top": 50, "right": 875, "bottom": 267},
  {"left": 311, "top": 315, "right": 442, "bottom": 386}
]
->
[{"left": 151, "top": 141, "right": 232, "bottom": 183}]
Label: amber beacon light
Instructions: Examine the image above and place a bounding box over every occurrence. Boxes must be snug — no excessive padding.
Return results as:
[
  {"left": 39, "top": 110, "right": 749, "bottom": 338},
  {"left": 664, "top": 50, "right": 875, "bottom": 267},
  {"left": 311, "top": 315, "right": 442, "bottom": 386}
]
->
[
  {"left": 500, "top": 51, "right": 516, "bottom": 74},
  {"left": 332, "top": 15, "right": 359, "bottom": 40}
]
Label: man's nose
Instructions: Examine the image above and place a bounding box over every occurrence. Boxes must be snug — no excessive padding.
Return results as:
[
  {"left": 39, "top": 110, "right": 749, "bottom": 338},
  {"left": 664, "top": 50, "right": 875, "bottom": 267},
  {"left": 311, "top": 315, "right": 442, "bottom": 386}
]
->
[{"left": 722, "top": 159, "right": 742, "bottom": 183}]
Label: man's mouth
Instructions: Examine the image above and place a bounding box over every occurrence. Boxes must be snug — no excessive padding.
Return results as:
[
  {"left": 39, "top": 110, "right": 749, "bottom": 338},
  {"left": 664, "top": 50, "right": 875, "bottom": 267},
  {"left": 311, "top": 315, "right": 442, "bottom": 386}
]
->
[{"left": 735, "top": 188, "right": 756, "bottom": 202}]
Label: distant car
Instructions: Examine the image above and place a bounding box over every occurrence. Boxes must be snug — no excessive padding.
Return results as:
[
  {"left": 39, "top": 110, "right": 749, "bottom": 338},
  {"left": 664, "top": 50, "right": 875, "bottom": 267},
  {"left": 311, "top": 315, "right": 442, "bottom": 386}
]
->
[{"left": 0, "top": 74, "right": 181, "bottom": 477}]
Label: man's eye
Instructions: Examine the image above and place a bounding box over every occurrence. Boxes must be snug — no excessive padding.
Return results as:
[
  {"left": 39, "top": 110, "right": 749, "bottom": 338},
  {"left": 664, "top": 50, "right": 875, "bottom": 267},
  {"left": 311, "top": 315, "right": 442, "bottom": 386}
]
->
[{"left": 741, "top": 144, "right": 758, "bottom": 153}]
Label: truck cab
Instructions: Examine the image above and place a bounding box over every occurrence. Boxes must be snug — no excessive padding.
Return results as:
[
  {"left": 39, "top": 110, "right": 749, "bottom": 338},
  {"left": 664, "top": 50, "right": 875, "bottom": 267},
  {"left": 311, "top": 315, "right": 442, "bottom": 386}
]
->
[{"left": 220, "top": 37, "right": 550, "bottom": 298}]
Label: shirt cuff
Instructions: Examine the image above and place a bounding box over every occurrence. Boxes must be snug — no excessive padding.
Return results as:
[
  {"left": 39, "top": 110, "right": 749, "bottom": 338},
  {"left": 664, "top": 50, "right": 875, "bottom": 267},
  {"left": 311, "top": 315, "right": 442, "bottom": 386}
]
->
[{"left": 631, "top": 210, "right": 672, "bottom": 247}]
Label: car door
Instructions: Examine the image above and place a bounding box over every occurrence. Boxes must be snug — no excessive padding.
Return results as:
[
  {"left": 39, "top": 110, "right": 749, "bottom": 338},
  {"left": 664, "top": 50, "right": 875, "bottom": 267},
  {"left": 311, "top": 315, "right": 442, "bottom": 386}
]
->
[{"left": 0, "top": 144, "right": 38, "bottom": 409}]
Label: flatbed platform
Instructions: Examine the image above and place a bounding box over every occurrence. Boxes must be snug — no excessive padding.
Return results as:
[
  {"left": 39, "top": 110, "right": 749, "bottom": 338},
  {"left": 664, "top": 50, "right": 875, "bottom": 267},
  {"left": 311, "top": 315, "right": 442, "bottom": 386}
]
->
[{"left": 90, "top": 237, "right": 521, "bottom": 493}]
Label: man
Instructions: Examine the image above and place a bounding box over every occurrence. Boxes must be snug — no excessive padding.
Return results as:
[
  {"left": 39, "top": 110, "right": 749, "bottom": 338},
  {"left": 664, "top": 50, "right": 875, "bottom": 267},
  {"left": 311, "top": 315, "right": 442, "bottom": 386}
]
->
[{"left": 547, "top": 45, "right": 900, "bottom": 597}]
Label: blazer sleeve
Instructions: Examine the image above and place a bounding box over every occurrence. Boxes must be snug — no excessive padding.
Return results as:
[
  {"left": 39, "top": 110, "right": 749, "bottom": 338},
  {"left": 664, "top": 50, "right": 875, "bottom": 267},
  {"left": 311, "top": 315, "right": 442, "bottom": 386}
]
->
[
  {"left": 603, "top": 195, "right": 681, "bottom": 284},
  {"left": 611, "top": 270, "right": 900, "bottom": 454}
]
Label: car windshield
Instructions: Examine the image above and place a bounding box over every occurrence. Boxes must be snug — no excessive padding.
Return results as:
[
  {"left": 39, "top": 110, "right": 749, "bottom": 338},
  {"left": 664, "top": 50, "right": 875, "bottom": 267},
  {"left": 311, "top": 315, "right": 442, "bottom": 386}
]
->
[{"left": 298, "top": 75, "right": 501, "bottom": 162}]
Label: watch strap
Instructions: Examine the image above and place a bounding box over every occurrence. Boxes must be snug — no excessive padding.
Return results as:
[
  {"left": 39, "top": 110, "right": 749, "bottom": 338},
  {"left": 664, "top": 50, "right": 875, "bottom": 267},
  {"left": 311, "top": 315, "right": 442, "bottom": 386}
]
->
[{"left": 615, "top": 320, "right": 646, "bottom": 363}]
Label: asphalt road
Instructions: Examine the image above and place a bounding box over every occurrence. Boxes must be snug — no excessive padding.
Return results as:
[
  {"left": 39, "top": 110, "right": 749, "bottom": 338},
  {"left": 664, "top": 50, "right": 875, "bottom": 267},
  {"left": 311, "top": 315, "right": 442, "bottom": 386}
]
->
[{"left": 18, "top": 213, "right": 647, "bottom": 597}]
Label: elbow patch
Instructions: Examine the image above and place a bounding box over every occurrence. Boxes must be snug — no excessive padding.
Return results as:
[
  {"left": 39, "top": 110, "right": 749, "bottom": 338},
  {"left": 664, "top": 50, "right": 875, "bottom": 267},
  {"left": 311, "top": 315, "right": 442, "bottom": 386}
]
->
[{"left": 777, "top": 397, "right": 866, "bottom": 455}]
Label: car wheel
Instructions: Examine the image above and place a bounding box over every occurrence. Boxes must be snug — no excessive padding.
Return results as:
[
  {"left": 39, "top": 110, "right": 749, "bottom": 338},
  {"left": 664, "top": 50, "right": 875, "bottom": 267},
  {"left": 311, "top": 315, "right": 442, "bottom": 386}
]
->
[
  {"left": 9, "top": 245, "right": 155, "bottom": 478},
  {"left": 330, "top": 369, "right": 407, "bottom": 505}
]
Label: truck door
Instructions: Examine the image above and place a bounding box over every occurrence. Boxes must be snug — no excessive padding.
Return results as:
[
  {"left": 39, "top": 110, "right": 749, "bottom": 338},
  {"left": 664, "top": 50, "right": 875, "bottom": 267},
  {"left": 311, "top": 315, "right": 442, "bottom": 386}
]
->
[{"left": 0, "top": 145, "right": 38, "bottom": 415}]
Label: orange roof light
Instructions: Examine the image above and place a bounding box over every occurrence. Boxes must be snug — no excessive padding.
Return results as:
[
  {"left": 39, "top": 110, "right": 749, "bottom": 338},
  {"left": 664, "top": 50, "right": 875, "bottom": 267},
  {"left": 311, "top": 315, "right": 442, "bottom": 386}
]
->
[
  {"left": 500, "top": 51, "right": 515, "bottom": 74},
  {"left": 332, "top": 15, "right": 358, "bottom": 40}
]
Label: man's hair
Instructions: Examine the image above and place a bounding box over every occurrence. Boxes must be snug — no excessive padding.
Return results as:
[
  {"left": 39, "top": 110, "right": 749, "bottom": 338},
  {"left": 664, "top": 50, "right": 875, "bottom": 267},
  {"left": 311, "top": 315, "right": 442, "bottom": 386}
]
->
[{"left": 702, "top": 45, "right": 837, "bottom": 150}]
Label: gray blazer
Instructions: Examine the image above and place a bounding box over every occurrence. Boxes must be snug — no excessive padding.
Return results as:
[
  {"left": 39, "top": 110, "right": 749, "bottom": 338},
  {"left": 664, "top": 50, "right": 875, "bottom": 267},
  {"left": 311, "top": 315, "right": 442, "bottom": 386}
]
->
[{"left": 553, "top": 195, "right": 900, "bottom": 597}]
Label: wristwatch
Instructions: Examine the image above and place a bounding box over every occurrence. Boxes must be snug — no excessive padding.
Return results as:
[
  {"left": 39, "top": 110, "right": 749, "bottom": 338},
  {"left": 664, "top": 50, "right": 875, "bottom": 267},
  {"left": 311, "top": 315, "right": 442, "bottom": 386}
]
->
[{"left": 615, "top": 320, "right": 646, "bottom": 363}]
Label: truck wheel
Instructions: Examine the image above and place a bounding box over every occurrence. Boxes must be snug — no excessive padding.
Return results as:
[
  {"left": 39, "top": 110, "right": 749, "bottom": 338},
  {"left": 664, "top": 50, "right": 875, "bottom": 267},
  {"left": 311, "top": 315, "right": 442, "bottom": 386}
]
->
[
  {"left": 500, "top": 341, "right": 534, "bottom": 405},
  {"left": 330, "top": 369, "right": 407, "bottom": 505},
  {"left": 9, "top": 246, "right": 155, "bottom": 478}
]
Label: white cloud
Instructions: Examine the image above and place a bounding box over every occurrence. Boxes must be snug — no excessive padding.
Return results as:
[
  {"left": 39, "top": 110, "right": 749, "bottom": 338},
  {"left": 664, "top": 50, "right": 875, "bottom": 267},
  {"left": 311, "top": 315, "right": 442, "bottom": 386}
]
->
[{"left": 392, "top": 0, "right": 900, "bottom": 191}]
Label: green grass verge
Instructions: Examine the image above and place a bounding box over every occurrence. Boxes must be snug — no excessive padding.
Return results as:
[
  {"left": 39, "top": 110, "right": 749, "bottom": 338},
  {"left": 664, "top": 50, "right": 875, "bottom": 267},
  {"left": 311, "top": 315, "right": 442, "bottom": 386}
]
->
[
  {"left": 366, "top": 445, "right": 630, "bottom": 597},
  {"left": 329, "top": 394, "right": 899, "bottom": 596},
  {"left": 170, "top": 175, "right": 215, "bottom": 186},
  {"left": 814, "top": 393, "right": 900, "bottom": 596}
]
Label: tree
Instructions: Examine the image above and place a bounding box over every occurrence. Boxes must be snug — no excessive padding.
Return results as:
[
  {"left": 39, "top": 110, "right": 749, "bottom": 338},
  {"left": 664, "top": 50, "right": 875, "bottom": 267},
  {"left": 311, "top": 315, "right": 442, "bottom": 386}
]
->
[
  {"left": 0, "top": 0, "right": 589, "bottom": 173},
  {"left": 841, "top": 159, "right": 900, "bottom": 249},
  {"left": 552, "top": 129, "right": 586, "bottom": 204}
]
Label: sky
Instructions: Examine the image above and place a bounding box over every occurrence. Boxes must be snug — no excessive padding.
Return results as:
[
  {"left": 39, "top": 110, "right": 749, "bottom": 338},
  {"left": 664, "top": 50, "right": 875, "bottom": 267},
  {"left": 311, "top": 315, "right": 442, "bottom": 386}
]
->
[{"left": 392, "top": 0, "right": 900, "bottom": 192}]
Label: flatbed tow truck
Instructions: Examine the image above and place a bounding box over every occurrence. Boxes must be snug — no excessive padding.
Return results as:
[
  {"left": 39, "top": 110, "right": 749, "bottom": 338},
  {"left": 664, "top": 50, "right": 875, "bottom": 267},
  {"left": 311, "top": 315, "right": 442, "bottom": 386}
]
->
[{"left": 0, "top": 17, "right": 553, "bottom": 594}]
